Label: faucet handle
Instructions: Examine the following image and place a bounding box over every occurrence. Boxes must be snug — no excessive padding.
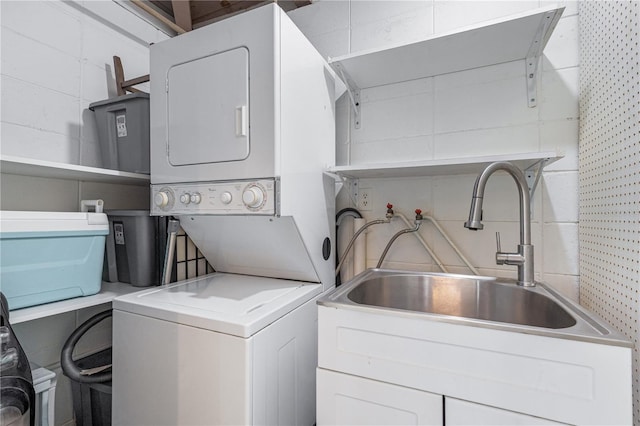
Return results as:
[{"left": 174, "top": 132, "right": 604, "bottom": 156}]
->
[{"left": 495, "top": 232, "right": 509, "bottom": 265}]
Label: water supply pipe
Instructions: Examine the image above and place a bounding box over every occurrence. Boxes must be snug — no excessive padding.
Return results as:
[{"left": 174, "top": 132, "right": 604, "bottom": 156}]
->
[
  {"left": 335, "top": 204, "right": 395, "bottom": 276},
  {"left": 352, "top": 218, "right": 367, "bottom": 277},
  {"left": 376, "top": 209, "right": 423, "bottom": 268},
  {"left": 394, "top": 212, "right": 479, "bottom": 275}
]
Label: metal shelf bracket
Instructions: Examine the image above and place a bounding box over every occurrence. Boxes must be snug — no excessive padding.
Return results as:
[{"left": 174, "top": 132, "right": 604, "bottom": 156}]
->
[
  {"left": 524, "top": 157, "right": 550, "bottom": 199},
  {"left": 334, "top": 65, "right": 361, "bottom": 129},
  {"left": 525, "top": 9, "right": 562, "bottom": 107}
]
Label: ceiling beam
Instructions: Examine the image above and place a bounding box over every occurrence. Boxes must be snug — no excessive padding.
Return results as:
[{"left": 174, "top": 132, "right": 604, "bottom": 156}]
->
[
  {"left": 131, "top": 0, "right": 186, "bottom": 34},
  {"left": 171, "top": 0, "right": 193, "bottom": 32}
]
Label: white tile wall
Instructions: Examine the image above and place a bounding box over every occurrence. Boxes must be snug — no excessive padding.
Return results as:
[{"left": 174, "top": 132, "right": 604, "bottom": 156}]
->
[{"left": 290, "top": 0, "right": 581, "bottom": 299}]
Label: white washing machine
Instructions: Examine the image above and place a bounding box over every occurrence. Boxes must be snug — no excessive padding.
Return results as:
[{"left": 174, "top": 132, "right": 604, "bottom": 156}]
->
[{"left": 112, "top": 273, "right": 321, "bottom": 425}]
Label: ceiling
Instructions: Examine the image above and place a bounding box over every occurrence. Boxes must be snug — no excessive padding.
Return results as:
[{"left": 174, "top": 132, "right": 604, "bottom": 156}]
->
[{"left": 133, "top": 0, "right": 311, "bottom": 34}]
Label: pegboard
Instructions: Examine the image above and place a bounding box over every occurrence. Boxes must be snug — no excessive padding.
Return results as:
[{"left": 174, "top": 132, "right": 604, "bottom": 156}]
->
[{"left": 578, "top": 1, "right": 639, "bottom": 423}]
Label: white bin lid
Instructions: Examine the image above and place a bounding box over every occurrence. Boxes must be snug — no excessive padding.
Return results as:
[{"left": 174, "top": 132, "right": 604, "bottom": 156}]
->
[{"left": 0, "top": 211, "right": 108, "bottom": 233}]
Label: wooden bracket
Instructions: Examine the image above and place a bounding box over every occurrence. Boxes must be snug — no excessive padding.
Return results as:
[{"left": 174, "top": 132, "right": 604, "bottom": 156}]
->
[{"left": 113, "top": 56, "right": 150, "bottom": 96}]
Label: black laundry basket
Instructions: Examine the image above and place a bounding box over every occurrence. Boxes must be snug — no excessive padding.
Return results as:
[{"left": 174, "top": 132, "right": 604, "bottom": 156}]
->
[{"left": 61, "top": 310, "right": 112, "bottom": 426}]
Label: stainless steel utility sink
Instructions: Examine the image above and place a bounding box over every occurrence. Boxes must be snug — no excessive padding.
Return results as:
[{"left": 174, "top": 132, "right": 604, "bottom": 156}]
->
[
  {"left": 320, "top": 269, "right": 631, "bottom": 346},
  {"left": 347, "top": 274, "right": 576, "bottom": 329}
]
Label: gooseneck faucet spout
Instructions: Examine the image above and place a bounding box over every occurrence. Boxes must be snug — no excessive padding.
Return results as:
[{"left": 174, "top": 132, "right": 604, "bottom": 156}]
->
[{"left": 464, "top": 162, "right": 535, "bottom": 287}]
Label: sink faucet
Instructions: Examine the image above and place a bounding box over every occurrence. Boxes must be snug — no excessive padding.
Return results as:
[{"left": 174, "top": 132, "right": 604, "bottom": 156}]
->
[{"left": 464, "top": 162, "right": 535, "bottom": 287}]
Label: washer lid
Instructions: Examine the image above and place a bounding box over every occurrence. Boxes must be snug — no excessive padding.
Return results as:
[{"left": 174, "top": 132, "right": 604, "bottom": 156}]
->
[{"left": 113, "top": 273, "right": 321, "bottom": 338}]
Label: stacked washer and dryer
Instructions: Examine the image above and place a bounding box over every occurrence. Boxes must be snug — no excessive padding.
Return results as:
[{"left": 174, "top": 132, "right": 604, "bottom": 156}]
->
[{"left": 111, "top": 4, "right": 338, "bottom": 425}]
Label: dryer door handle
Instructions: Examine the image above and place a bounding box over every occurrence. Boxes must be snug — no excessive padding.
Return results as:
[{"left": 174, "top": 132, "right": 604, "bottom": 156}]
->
[{"left": 235, "top": 105, "right": 247, "bottom": 137}]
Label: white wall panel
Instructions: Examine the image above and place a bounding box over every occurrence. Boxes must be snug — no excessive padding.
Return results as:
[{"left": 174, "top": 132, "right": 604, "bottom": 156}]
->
[
  {"left": 290, "top": 1, "right": 581, "bottom": 295},
  {"left": 1, "top": 76, "right": 81, "bottom": 163},
  {"left": 12, "top": 312, "right": 76, "bottom": 367},
  {"left": 350, "top": 1, "right": 434, "bottom": 52},
  {"left": 1, "top": 29, "right": 81, "bottom": 97},
  {"left": 542, "top": 171, "right": 579, "bottom": 223},
  {"left": 287, "top": 0, "right": 350, "bottom": 59},
  {"left": 0, "top": 1, "right": 82, "bottom": 57},
  {"left": 433, "top": 62, "right": 538, "bottom": 134},
  {"left": 306, "top": 29, "right": 351, "bottom": 60},
  {"left": 578, "top": 1, "right": 640, "bottom": 421},
  {"left": 1, "top": 123, "right": 80, "bottom": 166},
  {"left": 433, "top": 124, "right": 540, "bottom": 160},
  {"left": 539, "top": 67, "right": 580, "bottom": 121},
  {"left": 287, "top": 0, "right": 349, "bottom": 37},
  {"left": 539, "top": 119, "right": 579, "bottom": 171},
  {"left": 542, "top": 14, "right": 579, "bottom": 71},
  {"left": 542, "top": 223, "right": 579, "bottom": 275},
  {"left": 0, "top": 174, "right": 79, "bottom": 212},
  {"left": 78, "top": 99, "right": 102, "bottom": 167},
  {"left": 433, "top": 0, "right": 539, "bottom": 34},
  {"left": 1, "top": 76, "right": 80, "bottom": 137}
]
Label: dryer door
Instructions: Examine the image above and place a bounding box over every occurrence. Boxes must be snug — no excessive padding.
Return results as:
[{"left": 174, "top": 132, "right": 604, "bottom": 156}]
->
[{"left": 167, "top": 47, "right": 250, "bottom": 166}]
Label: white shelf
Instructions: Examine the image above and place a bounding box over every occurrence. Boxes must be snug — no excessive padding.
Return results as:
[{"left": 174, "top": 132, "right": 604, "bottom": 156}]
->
[
  {"left": 327, "top": 151, "right": 563, "bottom": 179},
  {"left": 0, "top": 155, "right": 150, "bottom": 186},
  {"left": 329, "top": 5, "right": 563, "bottom": 104},
  {"left": 9, "top": 282, "right": 144, "bottom": 324}
]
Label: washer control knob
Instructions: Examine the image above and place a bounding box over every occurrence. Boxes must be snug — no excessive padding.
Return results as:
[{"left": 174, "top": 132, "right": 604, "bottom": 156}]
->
[
  {"left": 190, "top": 192, "right": 202, "bottom": 204},
  {"left": 154, "top": 191, "right": 171, "bottom": 208},
  {"left": 180, "top": 193, "right": 191, "bottom": 205},
  {"left": 220, "top": 191, "right": 233, "bottom": 205},
  {"left": 242, "top": 186, "right": 265, "bottom": 209}
]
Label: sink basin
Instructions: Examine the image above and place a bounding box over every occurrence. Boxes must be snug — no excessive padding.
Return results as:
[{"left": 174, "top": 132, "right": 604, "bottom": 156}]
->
[
  {"left": 347, "top": 274, "right": 576, "bottom": 329},
  {"left": 320, "top": 269, "right": 631, "bottom": 346}
]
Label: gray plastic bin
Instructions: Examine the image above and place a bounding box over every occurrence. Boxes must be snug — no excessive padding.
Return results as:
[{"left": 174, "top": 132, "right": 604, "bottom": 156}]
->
[
  {"left": 89, "top": 93, "right": 150, "bottom": 174},
  {"left": 103, "top": 210, "right": 160, "bottom": 287}
]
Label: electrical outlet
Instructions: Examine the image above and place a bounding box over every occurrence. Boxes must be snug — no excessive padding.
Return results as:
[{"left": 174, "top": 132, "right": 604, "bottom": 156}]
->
[{"left": 358, "top": 187, "right": 373, "bottom": 211}]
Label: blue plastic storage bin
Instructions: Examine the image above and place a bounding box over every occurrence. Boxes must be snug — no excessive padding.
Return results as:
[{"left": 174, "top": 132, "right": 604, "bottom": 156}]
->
[{"left": 0, "top": 211, "right": 109, "bottom": 310}]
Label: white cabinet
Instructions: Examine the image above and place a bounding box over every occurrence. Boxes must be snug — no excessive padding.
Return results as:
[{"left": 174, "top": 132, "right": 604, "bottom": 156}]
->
[
  {"left": 445, "top": 398, "right": 567, "bottom": 425},
  {"left": 317, "top": 369, "right": 442, "bottom": 426},
  {"left": 317, "top": 370, "right": 569, "bottom": 426},
  {"left": 317, "top": 305, "right": 632, "bottom": 425}
]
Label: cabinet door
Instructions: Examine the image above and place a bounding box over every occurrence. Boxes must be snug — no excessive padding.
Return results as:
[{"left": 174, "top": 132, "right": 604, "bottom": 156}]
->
[
  {"left": 317, "top": 369, "right": 443, "bottom": 426},
  {"left": 445, "top": 398, "right": 568, "bottom": 425}
]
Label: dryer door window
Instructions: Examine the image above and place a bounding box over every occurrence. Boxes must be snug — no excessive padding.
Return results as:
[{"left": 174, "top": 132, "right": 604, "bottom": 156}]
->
[{"left": 167, "top": 47, "right": 250, "bottom": 166}]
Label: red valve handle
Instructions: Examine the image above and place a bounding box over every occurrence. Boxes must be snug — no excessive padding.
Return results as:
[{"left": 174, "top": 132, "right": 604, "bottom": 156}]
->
[
  {"left": 415, "top": 209, "right": 422, "bottom": 215},
  {"left": 387, "top": 203, "right": 393, "bottom": 209}
]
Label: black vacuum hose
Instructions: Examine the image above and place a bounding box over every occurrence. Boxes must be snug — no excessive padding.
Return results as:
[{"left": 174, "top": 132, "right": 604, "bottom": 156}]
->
[{"left": 60, "top": 310, "right": 112, "bottom": 384}]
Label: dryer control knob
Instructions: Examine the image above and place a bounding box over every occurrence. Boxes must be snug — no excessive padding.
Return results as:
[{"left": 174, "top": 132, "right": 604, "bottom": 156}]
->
[
  {"left": 220, "top": 191, "right": 233, "bottom": 205},
  {"left": 242, "top": 186, "right": 265, "bottom": 209},
  {"left": 154, "top": 191, "right": 171, "bottom": 208},
  {"left": 179, "top": 193, "right": 191, "bottom": 205},
  {"left": 190, "top": 193, "right": 201, "bottom": 204}
]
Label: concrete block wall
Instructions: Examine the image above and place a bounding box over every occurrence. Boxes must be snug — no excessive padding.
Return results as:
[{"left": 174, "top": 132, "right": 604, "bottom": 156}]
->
[
  {"left": 1, "top": 2, "right": 167, "bottom": 424},
  {"left": 289, "top": 0, "right": 580, "bottom": 300}
]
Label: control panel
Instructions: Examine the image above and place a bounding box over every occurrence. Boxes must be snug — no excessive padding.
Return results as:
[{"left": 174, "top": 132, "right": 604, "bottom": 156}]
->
[{"left": 151, "top": 179, "right": 278, "bottom": 216}]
